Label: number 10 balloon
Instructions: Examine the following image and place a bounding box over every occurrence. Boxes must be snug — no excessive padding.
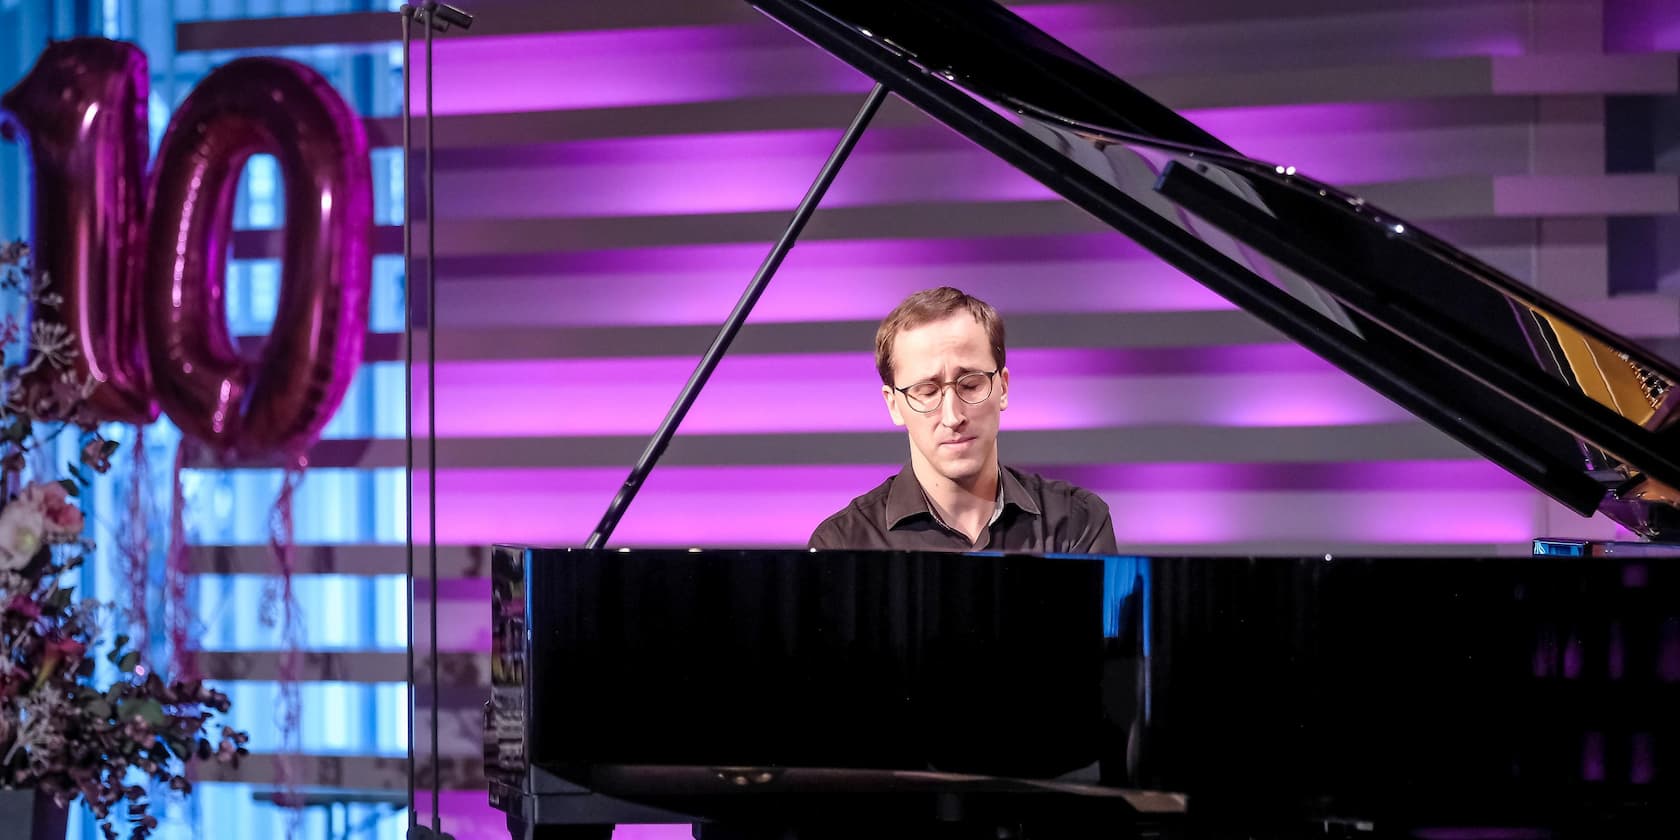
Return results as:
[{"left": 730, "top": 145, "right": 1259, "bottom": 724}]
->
[{"left": 0, "top": 38, "right": 371, "bottom": 459}]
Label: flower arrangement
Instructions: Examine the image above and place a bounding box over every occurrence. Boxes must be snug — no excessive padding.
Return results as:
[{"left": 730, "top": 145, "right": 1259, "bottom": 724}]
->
[{"left": 0, "top": 241, "right": 249, "bottom": 839}]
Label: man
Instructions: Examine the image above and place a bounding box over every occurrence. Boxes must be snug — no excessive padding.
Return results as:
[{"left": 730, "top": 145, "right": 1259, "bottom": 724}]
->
[{"left": 810, "top": 287, "right": 1118, "bottom": 553}]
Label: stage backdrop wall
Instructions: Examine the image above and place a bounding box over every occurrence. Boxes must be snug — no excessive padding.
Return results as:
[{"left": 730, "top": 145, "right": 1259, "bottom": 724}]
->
[{"left": 3, "top": 0, "right": 1679, "bottom": 838}]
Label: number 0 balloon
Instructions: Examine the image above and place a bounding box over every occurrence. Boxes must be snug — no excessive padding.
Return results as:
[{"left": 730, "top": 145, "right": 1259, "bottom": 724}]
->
[{"left": 143, "top": 57, "right": 371, "bottom": 459}]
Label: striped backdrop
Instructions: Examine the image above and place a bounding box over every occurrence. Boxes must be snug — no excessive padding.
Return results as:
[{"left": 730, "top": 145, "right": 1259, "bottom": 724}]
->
[{"left": 4, "top": 0, "right": 1680, "bottom": 837}]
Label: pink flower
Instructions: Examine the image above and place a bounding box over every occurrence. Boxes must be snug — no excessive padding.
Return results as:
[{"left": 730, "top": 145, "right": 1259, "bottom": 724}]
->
[
  {"left": 44, "top": 635, "right": 86, "bottom": 663},
  {"left": 39, "top": 634, "right": 88, "bottom": 684},
  {"left": 20, "top": 481, "right": 83, "bottom": 541},
  {"left": 0, "top": 498, "right": 46, "bottom": 569},
  {"left": 6, "top": 593, "right": 40, "bottom": 618}
]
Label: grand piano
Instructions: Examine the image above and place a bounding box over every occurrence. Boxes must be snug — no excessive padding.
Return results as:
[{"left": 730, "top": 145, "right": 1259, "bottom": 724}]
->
[{"left": 484, "top": 0, "right": 1680, "bottom": 838}]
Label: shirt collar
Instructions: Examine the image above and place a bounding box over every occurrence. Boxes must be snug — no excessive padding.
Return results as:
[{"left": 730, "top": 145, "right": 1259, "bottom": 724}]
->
[{"left": 886, "top": 463, "right": 1042, "bottom": 530}]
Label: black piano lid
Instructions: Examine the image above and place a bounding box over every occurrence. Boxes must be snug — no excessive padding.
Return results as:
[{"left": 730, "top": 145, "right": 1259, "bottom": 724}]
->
[{"left": 747, "top": 0, "right": 1680, "bottom": 539}]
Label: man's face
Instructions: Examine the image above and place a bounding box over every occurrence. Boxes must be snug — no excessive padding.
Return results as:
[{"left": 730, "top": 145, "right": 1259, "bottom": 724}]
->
[{"left": 882, "top": 313, "right": 1010, "bottom": 489}]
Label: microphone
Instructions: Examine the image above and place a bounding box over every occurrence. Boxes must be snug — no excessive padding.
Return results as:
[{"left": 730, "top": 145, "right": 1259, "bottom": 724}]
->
[{"left": 412, "top": 1, "right": 474, "bottom": 32}]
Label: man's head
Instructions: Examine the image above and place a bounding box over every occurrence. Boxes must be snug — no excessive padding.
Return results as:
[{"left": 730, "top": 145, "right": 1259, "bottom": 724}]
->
[{"left": 875, "top": 287, "right": 1010, "bottom": 491}]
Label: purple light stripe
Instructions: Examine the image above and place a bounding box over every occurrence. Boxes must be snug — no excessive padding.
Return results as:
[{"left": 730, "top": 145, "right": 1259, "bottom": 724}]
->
[
  {"left": 1606, "top": 0, "right": 1680, "bottom": 51},
  {"left": 1010, "top": 2, "right": 1129, "bottom": 32},
  {"left": 429, "top": 104, "right": 1519, "bottom": 219},
  {"left": 1029, "top": 3, "right": 1526, "bottom": 72},
  {"left": 413, "top": 578, "right": 489, "bottom": 600},
  {"left": 435, "top": 266, "right": 1222, "bottom": 327},
  {"left": 412, "top": 460, "right": 1531, "bottom": 497},
  {"left": 1031, "top": 460, "right": 1528, "bottom": 493},
  {"left": 437, "top": 233, "right": 1166, "bottom": 275},
  {"left": 417, "top": 599, "right": 488, "bottom": 653},
  {"left": 408, "top": 463, "right": 1543, "bottom": 546},
  {"left": 434, "top": 238, "right": 1232, "bottom": 328},
  {"left": 1182, "top": 104, "right": 1529, "bottom": 184},
  {"left": 435, "top": 124, "right": 965, "bottom": 169},
  {"left": 1016, "top": 344, "right": 1345, "bottom": 376},
  {"left": 1582, "top": 731, "right": 1605, "bottom": 781},
  {"left": 433, "top": 128, "right": 1051, "bottom": 219},
  {"left": 1412, "top": 830, "right": 1551, "bottom": 840},
  {"left": 420, "top": 346, "right": 1342, "bottom": 381},
  {"left": 425, "top": 796, "right": 697, "bottom": 840},
  {"left": 406, "top": 347, "right": 1411, "bottom": 436},
  {"left": 411, "top": 27, "right": 866, "bottom": 115},
  {"left": 1187, "top": 103, "right": 1478, "bottom": 135},
  {"left": 1633, "top": 732, "right": 1655, "bottom": 784},
  {"left": 390, "top": 0, "right": 1549, "bottom": 124},
  {"left": 401, "top": 5, "right": 1529, "bottom": 119}
]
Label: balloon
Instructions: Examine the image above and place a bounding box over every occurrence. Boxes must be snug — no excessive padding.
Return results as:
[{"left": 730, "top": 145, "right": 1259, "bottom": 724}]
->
[
  {"left": 0, "top": 38, "right": 156, "bottom": 425},
  {"left": 142, "top": 57, "right": 371, "bottom": 459}
]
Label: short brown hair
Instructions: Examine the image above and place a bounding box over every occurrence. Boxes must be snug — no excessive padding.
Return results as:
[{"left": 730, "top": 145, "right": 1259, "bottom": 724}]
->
[{"left": 874, "top": 287, "right": 1006, "bottom": 386}]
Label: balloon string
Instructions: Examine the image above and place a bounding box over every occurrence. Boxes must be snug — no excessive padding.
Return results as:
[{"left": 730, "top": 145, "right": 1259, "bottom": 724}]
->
[
  {"left": 118, "top": 425, "right": 151, "bottom": 644},
  {"left": 266, "top": 460, "right": 306, "bottom": 831},
  {"left": 165, "top": 438, "right": 198, "bottom": 682}
]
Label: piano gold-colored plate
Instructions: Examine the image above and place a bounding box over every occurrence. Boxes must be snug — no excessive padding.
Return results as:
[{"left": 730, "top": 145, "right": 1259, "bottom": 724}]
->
[{"left": 1532, "top": 309, "right": 1675, "bottom": 432}]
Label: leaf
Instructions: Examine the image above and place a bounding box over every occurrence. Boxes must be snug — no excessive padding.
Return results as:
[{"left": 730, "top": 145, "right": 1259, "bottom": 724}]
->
[
  {"left": 88, "top": 698, "right": 112, "bottom": 719},
  {"left": 43, "top": 587, "right": 71, "bottom": 611},
  {"left": 118, "top": 651, "right": 140, "bottom": 673},
  {"left": 163, "top": 735, "right": 190, "bottom": 760},
  {"left": 100, "top": 439, "right": 118, "bottom": 457},
  {"left": 132, "top": 698, "right": 165, "bottom": 727},
  {"left": 56, "top": 478, "right": 78, "bottom": 497},
  {"left": 4, "top": 417, "right": 30, "bottom": 443},
  {"left": 114, "top": 633, "right": 129, "bottom": 650}
]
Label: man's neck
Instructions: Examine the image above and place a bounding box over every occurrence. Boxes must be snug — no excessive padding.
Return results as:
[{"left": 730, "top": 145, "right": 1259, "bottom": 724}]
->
[{"left": 910, "top": 456, "right": 1000, "bottom": 543}]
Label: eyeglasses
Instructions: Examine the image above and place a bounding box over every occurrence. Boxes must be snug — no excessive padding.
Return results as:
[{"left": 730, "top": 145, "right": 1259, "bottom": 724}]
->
[{"left": 893, "top": 370, "right": 999, "bottom": 413}]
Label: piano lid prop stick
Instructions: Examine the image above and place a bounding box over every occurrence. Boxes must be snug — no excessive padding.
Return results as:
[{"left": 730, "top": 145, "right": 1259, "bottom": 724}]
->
[{"left": 585, "top": 82, "right": 890, "bottom": 549}]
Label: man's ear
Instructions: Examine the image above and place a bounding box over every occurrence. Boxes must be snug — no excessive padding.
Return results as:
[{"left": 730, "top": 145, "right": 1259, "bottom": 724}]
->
[
  {"left": 883, "top": 385, "right": 907, "bottom": 427},
  {"left": 998, "top": 367, "right": 1010, "bottom": 411}
]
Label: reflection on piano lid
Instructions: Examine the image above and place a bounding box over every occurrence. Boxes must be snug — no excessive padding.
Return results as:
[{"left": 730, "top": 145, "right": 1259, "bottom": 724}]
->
[{"left": 747, "top": 0, "right": 1680, "bottom": 540}]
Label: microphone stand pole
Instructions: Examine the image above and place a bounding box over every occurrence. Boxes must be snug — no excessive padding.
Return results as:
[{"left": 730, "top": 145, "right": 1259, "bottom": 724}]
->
[{"left": 401, "top": 4, "right": 473, "bottom": 839}]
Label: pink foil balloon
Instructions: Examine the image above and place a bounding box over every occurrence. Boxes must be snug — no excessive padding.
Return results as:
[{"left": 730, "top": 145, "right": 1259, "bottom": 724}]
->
[
  {"left": 142, "top": 57, "right": 371, "bottom": 459},
  {"left": 0, "top": 38, "right": 156, "bottom": 425}
]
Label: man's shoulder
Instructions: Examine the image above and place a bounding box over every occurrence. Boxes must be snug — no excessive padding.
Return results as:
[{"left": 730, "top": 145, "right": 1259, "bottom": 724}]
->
[
  {"left": 1003, "top": 465, "right": 1118, "bottom": 554},
  {"left": 1005, "top": 466, "right": 1110, "bottom": 513},
  {"left": 813, "top": 477, "right": 893, "bottom": 520},
  {"left": 809, "top": 472, "right": 899, "bottom": 547},
  {"left": 832, "top": 473, "right": 897, "bottom": 518}
]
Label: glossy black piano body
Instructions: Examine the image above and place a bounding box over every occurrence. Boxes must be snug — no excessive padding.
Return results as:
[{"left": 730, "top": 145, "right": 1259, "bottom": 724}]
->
[{"left": 490, "top": 545, "right": 1680, "bottom": 837}]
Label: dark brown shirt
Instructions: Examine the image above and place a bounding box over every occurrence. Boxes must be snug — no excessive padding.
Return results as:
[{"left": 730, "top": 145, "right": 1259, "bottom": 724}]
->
[{"left": 809, "top": 464, "right": 1119, "bottom": 554}]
